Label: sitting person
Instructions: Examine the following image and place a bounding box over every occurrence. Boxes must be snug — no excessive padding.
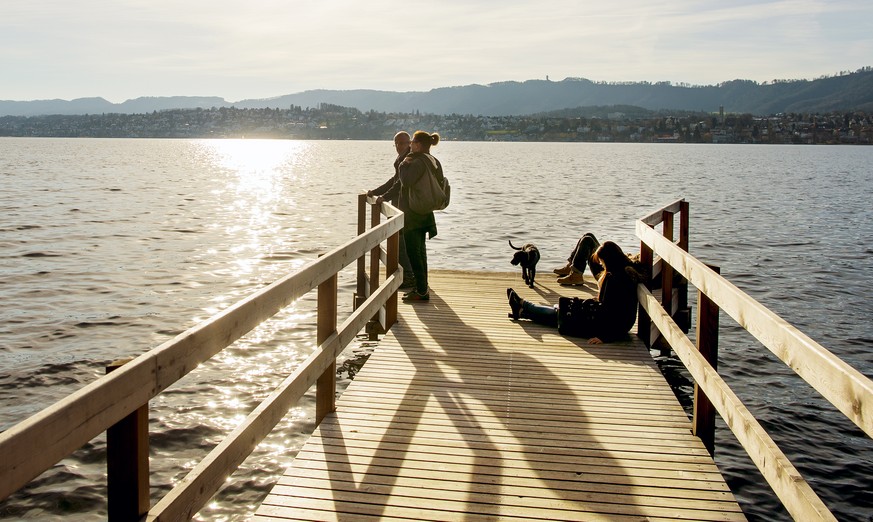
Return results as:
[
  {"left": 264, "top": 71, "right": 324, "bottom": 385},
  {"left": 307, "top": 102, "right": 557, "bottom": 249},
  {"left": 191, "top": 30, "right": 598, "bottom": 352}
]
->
[
  {"left": 508, "top": 241, "right": 644, "bottom": 344},
  {"left": 553, "top": 232, "right": 603, "bottom": 285}
]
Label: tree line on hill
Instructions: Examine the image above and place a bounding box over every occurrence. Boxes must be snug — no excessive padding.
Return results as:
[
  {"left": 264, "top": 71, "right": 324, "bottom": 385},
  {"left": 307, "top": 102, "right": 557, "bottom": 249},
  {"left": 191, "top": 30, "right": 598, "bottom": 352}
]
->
[{"left": 2, "top": 67, "right": 872, "bottom": 118}]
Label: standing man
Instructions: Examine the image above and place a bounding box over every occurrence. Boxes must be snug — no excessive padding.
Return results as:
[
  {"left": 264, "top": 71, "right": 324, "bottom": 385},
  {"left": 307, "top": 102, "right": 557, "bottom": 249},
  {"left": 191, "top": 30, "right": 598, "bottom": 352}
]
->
[{"left": 368, "top": 131, "right": 414, "bottom": 289}]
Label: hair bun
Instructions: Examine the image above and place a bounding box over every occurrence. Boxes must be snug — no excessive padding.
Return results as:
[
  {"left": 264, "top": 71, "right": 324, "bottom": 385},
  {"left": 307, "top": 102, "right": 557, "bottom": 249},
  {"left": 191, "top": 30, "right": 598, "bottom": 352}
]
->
[{"left": 412, "top": 130, "right": 440, "bottom": 147}]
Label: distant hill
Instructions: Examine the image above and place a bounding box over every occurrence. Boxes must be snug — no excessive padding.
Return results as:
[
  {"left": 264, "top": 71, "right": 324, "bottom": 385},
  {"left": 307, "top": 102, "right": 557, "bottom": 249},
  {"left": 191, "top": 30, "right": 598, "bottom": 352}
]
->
[
  {"left": 0, "top": 96, "right": 230, "bottom": 117},
  {"left": 3, "top": 68, "right": 872, "bottom": 117}
]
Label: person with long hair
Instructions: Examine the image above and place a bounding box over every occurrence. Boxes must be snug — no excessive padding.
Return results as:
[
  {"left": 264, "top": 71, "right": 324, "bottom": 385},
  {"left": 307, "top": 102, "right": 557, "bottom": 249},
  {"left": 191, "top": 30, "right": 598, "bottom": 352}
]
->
[
  {"left": 379, "top": 130, "right": 444, "bottom": 302},
  {"left": 507, "top": 241, "right": 643, "bottom": 344}
]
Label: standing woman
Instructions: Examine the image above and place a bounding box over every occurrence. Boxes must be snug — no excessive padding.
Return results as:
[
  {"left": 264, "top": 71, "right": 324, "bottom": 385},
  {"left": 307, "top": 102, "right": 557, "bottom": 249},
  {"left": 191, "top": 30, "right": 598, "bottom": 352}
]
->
[{"left": 382, "top": 130, "right": 443, "bottom": 302}]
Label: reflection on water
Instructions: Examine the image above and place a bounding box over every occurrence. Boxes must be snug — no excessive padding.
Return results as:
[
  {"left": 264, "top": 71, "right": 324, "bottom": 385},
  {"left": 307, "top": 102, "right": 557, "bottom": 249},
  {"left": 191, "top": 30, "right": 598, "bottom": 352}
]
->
[{"left": 0, "top": 138, "right": 871, "bottom": 521}]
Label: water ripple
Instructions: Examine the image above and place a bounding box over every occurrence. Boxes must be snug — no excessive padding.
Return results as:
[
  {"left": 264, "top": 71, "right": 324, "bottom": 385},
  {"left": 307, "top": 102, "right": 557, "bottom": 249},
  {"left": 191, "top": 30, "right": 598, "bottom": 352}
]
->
[{"left": 1, "top": 139, "right": 871, "bottom": 521}]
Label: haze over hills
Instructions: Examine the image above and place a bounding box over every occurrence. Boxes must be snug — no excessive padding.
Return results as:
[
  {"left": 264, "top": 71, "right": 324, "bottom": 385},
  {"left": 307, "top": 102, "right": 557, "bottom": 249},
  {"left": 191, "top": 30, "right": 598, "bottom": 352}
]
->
[{"left": 2, "top": 68, "right": 872, "bottom": 117}]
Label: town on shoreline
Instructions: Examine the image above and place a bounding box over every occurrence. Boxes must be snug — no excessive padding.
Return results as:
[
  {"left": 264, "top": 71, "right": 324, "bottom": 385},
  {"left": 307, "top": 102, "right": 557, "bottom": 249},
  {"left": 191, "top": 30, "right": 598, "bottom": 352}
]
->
[{"left": 1, "top": 104, "right": 871, "bottom": 144}]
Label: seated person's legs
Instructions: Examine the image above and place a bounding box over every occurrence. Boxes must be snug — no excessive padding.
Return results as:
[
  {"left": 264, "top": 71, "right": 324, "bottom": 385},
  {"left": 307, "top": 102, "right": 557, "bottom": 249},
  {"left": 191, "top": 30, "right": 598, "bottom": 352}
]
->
[
  {"left": 555, "top": 232, "right": 598, "bottom": 276},
  {"left": 571, "top": 233, "right": 600, "bottom": 273},
  {"left": 557, "top": 233, "right": 599, "bottom": 285},
  {"left": 507, "top": 288, "right": 558, "bottom": 326}
]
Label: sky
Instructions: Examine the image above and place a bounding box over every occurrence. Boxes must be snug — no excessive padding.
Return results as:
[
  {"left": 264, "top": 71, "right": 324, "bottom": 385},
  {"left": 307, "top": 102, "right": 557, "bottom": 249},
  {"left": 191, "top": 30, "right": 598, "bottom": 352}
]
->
[{"left": 2, "top": 0, "right": 872, "bottom": 103}]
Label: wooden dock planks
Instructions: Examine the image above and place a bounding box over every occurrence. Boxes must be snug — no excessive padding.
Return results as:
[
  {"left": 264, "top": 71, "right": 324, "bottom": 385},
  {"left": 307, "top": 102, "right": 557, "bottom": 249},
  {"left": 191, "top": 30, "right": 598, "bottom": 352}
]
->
[{"left": 255, "top": 270, "right": 745, "bottom": 521}]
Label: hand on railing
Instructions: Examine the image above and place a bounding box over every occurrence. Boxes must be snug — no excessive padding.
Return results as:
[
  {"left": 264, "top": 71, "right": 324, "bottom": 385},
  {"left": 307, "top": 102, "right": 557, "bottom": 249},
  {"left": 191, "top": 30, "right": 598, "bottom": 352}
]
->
[{"left": 363, "top": 191, "right": 384, "bottom": 205}]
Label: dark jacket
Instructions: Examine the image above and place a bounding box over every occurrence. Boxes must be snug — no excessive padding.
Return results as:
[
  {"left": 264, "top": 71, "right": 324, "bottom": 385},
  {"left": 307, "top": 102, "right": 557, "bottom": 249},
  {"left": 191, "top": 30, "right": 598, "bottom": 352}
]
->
[
  {"left": 558, "top": 267, "right": 641, "bottom": 341},
  {"left": 369, "top": 151, "right": 409, "bottom": 204},
  {"left": 384, "top": 152, "right": 442, "bottom": 238}
]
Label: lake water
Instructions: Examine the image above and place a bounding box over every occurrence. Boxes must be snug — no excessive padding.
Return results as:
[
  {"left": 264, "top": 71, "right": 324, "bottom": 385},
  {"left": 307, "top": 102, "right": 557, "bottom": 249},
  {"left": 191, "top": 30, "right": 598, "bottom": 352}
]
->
[{"left": 1, "top": 138, "right": 871, "bottom": 520}]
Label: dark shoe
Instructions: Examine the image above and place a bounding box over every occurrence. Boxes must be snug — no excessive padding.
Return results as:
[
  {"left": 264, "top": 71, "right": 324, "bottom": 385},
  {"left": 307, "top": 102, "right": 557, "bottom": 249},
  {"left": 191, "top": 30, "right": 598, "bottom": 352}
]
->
[
  {"left": 402, "top": 290, "right": 430, "bottom": 302},
  {"left": 507, "top": 288, "right": 523, "bottom": 320},
  {"left": 553, "top": 263, "right": 573, "bottom": 276}
]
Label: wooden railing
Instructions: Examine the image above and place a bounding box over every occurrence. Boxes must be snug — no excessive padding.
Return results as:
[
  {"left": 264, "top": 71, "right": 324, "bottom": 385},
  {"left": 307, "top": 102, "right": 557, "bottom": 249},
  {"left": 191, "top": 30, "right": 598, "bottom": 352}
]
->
[
  {"left": 636, "top": 199, "right": 873, "bottom": 522},
  {"left": 0, "top": 197, "right": 403, "bottom": 521},
  {"left": 636, "top": 199, "right": 691, "bottom": 352},
  {"left": 355, "top": 193, "right": 401, "bottom": 338}
]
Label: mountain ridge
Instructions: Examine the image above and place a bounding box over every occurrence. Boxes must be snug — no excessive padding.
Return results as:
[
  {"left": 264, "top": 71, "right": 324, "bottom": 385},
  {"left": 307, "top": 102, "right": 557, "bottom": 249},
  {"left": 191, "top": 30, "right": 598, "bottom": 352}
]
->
[{"left": 3, "top": 68, "right": 872, "bottom": 117}]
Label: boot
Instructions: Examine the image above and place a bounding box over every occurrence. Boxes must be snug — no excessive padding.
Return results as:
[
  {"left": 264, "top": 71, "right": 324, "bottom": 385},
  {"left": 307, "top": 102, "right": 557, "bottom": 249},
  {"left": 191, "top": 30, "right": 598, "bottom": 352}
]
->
[
  {"left": 507, "top": 288, "right": 524, "bottom": 320},
  {"left": 553, "top": 262, "right": 573, "bottom": 276},
  {"left": 557, "top": 267, "right": 586, "bottom": 285}
]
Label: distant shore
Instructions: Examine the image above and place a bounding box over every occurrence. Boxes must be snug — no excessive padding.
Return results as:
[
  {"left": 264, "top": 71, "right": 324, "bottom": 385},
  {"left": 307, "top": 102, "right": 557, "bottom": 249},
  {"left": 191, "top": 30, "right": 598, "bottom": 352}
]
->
[{"left": 2, "top": 105, "right": 871, "bottom": 144}]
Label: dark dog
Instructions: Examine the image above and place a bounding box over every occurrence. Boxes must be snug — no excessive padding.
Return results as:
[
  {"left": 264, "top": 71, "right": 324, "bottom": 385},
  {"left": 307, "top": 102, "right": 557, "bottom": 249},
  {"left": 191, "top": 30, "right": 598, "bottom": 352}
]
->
[{"left": 509, "top": 240, "right": 540, "bottom": 288}]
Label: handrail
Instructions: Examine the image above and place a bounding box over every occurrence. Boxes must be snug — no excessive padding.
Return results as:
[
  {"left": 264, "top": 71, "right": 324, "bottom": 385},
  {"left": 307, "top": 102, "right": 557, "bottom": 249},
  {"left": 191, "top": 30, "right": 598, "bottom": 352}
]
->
[
  {"left": 0, "top": 198, "right": 404, "bottom": 520},
  {"left": 636, "top": 219, "right": 873, "bottom": 437},
  {"left": 636, "top": 197, "right": 690, "bottom": 353},
  {"left": 638, "top": 288, "right": 835, "bottom": 521},
  {"left": 147, "top": 275, "right": 401, "bottom": 520},
  {"left": 636, "top": 200, "right": 873, "bottom": 521},
  {"left": 639, "top": 198, "right": 686, "bottom": 226}
]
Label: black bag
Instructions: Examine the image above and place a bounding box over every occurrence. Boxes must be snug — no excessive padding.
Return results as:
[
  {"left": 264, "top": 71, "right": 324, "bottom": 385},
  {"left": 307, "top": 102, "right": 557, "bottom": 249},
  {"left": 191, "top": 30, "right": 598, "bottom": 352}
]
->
[
  {"left": 407, "top": 154, "right": 450, "bottom": 214},
  {"left": 557, "top": 297, "right": 600, "bottom": 338}
]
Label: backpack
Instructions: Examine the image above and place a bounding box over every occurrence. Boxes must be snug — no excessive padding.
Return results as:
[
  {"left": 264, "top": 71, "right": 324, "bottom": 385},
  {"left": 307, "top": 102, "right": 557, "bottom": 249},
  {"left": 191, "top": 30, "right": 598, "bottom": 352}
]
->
[
  {"left": 407, "top": 154, "right": 450, "bottom": 214},
  {"left": 556, "top": 297, "right": 601, "bottom": 338}
]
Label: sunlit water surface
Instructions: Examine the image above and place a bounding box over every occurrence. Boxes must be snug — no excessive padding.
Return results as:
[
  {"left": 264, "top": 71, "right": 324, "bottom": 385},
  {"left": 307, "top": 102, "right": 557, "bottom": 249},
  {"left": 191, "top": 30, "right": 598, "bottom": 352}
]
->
[{"left": 1, "top": 138, "right": 871, "bottom": 520}]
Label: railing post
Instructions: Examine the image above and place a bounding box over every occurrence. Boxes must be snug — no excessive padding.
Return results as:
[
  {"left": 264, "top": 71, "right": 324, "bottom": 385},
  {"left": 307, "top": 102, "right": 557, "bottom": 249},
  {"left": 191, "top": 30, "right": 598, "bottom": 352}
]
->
[
  {"left": 659, "top": 211, "right": 674, "bottom": 356},
  {"left": 637, "top": 227, "right": 654, "bottom": 348},
  {"left": 678, "top": 201, "right": 689, "bottom": 253},
  {"left": 369, "top": 199, "right": 382, "bottom": 295},
  {"left": 316, "top": 273, "right": 338, "bottom": 425},
  {"left": 105, "top": 359, "right": 149, "bottom": 521},
  {"left": 693, "top": 264, "right": 720, "bottom": 456},
  {"left": 365, "top": 200, "right": 385, "bottom": 339},
  {"left": 676, "top": 201, "right": 691, "bottom": 332},
  {"left": 355, "top": 193, "right": 367, "bottom": 310},
  {"left": 385, "top": 229, "right": 400, "bottom": 330}
]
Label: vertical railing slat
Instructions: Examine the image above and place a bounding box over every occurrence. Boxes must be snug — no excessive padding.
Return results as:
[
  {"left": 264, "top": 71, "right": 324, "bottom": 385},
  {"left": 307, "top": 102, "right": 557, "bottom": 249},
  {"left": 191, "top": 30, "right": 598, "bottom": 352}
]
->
[
  {"left": 385, "top": 229, "right": 400, "bottom": 330},
  {"left": 659, "top": 211, "right": 674, "bottom": 356},
  {"left": 693, "top": 265, "right": 720, "bottom": 456},
  {"left": 106, "top": 359, "right": 150, "bottom": 521},
  {"left": 355, "top": 194, "right": 367, "bottom": 302},
  {"left": 637, "top": 226, "right": 654, "bottom": 348},
  {"left": 368, "top": 200, "right": 383, "bottom": 336},
  {"left": 677, "top": 201, "right": 690, "bottom": 331},
  {"left": 315, "top": 274, "right": 338, "bottom": 425}
]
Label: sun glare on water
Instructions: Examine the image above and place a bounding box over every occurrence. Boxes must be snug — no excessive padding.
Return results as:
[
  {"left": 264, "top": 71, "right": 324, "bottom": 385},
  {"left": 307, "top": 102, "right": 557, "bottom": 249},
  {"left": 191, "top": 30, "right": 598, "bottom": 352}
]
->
[
  {"left": 192, "top": 139, "right": 313, "bottom": 275},
  {"left": 200, "top": 138, "right": 311, "bottom": 194},
  {"left": 154, "top": 140, "right": 322, "bottom": 485}
]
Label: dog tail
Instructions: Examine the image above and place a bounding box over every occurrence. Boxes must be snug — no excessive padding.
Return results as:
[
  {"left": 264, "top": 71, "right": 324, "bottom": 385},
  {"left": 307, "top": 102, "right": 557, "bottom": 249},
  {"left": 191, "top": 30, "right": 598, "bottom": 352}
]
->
[{"left": 508, "top": 240, "right": 522, "bottom": 250}]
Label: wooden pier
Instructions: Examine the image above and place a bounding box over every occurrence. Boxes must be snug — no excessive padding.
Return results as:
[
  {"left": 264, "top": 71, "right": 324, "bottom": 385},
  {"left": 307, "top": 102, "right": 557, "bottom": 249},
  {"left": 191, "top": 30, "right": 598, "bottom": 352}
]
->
[
  {"left": 3, "top": 198, "right": 866, "bottom": 520},
  {"left": 255, "top": 270, "right": 745, "bottom": 521}
]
